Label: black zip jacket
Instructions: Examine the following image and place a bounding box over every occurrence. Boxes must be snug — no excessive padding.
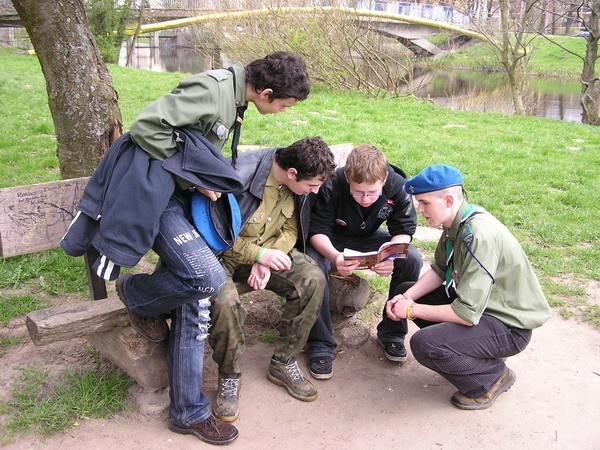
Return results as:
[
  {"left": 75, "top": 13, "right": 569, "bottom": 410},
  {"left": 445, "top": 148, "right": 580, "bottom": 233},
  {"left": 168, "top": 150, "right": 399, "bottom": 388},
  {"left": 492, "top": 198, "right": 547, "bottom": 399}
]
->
[{"left": 309, "top": 165, "right": 417, "bottom": 240}]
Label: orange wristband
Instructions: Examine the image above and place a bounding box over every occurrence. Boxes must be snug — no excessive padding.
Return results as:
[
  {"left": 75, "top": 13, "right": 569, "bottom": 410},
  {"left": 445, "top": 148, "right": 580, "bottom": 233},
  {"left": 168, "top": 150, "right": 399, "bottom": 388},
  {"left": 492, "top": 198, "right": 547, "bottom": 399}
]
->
[{"left": 405, "top": 302, "right": 415, "bottom": 321}]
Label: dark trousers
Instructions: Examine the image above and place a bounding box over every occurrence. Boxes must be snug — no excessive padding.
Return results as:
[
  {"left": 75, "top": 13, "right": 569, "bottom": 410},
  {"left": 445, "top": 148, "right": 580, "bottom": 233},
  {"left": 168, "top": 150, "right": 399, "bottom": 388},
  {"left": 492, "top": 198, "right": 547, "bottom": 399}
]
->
[
  {"left": 305, "top": 230, "right": 423, "bottom": 358},
  {"left": 394, "top": 282, "right": 532, "bottom": 397}
]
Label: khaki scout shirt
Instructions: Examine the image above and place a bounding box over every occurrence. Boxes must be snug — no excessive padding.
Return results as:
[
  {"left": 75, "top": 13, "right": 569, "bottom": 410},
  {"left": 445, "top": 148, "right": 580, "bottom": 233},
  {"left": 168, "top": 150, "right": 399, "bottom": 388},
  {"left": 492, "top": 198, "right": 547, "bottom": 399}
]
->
[
  {"left": 222, "top": 168, "right": 298, "bottom": 266},
  {"left": 431, "top": 201, "right": 551, "bottom": 329}
]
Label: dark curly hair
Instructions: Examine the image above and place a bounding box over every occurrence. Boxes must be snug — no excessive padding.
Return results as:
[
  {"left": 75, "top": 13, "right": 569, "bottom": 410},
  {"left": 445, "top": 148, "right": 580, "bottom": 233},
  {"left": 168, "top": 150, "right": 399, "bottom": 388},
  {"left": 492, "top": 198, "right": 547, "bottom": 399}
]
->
[
  {"left": 245, "top": 51, "right": 310, "bottom": 101},
  {"left": 275, "top": 137, "right": 336, "bottom": 181}
]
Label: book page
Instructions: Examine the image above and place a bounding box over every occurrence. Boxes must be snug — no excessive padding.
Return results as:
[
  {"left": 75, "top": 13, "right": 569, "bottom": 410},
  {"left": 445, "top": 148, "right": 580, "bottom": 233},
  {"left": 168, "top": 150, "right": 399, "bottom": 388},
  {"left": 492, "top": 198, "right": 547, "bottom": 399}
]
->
[{"left": 343, "top": 242, "right": 409, "bottom": 270}]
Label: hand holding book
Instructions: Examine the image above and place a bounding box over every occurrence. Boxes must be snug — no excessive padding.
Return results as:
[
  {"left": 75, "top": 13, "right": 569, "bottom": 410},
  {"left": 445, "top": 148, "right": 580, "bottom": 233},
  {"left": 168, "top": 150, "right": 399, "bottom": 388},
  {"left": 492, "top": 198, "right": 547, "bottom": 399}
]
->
[{"left": 343, "top": 242, "right": 409, "bottom": 270}]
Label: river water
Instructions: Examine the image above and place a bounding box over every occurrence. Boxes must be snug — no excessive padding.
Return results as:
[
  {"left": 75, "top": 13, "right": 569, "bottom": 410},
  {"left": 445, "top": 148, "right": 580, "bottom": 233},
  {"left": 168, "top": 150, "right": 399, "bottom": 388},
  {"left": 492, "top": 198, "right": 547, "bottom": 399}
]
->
[{"left": 120, "top": 41, "right": 584, "bottom": 123}]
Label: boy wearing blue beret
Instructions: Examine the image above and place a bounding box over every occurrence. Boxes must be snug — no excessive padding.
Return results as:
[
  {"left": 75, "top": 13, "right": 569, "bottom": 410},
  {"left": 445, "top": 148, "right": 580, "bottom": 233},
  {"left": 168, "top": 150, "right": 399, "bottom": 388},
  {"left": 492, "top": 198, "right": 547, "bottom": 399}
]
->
[{"left": 386, "top": 164, "right": 551, "bottom": 410}]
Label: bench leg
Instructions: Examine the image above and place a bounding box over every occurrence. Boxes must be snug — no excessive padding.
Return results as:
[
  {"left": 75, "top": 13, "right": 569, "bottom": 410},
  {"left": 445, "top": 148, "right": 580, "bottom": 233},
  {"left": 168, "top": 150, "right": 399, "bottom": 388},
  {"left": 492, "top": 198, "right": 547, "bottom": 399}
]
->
[{"left": 84, "top": 249, "right": 108, "bottom": 300}]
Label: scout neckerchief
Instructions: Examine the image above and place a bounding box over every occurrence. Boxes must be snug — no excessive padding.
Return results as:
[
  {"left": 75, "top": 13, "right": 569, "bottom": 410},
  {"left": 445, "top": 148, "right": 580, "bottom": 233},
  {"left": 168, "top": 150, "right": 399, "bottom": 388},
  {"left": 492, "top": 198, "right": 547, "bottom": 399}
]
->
[
  {"left": 226, "top": 67, "right": 247, "bottom": 168},
  {"left": 445, "top": 204, "right": 476, "bottom": 297}
]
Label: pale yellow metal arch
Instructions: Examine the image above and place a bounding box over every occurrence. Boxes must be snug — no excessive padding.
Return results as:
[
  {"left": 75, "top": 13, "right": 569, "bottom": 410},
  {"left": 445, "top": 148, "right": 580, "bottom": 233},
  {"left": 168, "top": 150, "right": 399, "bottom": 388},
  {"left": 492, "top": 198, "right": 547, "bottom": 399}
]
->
[{"left": 125, "top": 6, "right": 488, "bottom": 42}]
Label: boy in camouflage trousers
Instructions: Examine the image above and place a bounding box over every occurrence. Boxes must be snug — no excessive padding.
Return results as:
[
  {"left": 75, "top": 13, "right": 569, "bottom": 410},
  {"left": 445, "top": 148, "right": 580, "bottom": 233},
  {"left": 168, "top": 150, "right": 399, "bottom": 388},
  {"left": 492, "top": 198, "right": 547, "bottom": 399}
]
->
[{"left": 208, "top": 137, "right": 337, "bottom": 422}]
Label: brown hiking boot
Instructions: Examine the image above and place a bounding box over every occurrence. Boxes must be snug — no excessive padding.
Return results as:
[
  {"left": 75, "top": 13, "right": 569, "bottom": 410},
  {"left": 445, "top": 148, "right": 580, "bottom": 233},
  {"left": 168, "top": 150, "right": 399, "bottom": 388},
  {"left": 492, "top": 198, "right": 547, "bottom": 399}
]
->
[
  {"left": 213, "top": 374, "right": 241, "bottom": 422},
  {"left": 115, "top": 275, "right": 168, "bottom": 343},
  {"left": 267, "top": 357, "right": 318, "bottom": 401},
  {"left": 451, "top": 367, "right": 516, "bottom": 410},
  {"left": 168, "top": 415, "right": 238, "bottom": 445}
]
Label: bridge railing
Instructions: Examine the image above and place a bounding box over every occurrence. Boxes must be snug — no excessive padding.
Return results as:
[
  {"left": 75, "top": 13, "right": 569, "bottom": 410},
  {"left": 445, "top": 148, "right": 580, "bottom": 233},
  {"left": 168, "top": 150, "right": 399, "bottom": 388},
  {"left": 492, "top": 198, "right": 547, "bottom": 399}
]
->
[
  {"left": 374, "top": 2, "right": 471, "bottom": 26},
  {"left": 130, "top": 0, "right": 242, "bottom": 9},
  {"left": 129, "top": 0, "right": 471, "bottom": 26}
]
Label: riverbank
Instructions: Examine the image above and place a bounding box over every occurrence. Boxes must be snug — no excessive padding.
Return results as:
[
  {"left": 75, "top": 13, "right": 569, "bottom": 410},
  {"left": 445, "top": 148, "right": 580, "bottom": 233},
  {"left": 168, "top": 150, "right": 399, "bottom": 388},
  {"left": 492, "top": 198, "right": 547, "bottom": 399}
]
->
[{"left": 427, "top": 34, "right": 591, "bottom": 78}]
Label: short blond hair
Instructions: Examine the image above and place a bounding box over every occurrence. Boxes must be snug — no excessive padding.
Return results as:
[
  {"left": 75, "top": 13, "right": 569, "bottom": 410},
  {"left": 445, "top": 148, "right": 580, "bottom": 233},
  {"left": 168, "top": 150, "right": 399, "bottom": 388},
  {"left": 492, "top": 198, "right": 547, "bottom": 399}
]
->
[{"left": 344, "top": 144, "right": 388, "bottom": 184}]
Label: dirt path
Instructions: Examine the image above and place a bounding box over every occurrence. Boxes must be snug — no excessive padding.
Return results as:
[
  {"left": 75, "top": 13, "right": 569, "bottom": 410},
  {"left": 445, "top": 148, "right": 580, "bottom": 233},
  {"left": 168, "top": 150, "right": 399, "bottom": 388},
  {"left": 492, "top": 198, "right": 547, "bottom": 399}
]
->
[{"left": 3, "top": 310, "right": 600, "bottom": 449}]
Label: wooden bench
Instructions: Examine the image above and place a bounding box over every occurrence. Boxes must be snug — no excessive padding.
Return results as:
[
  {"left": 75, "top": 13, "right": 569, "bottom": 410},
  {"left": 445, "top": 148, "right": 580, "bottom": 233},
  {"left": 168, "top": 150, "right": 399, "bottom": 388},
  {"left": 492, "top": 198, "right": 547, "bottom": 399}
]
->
[
  {"left": 0, "top": 177, "right": 169, "bottom": 389},
  {"left": 0, "top": 143, "right": 364, "bottom": 390}
]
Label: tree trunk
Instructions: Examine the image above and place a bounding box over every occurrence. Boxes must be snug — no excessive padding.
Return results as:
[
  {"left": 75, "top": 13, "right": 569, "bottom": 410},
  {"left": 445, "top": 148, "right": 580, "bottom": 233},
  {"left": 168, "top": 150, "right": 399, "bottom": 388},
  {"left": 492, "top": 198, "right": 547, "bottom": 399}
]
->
[
  {"left": 126, "top": 2, "right": 146, "bottom": 67},
  {"left": 10, "top": 0, "right": 122, "bottom": 178},
  {"left": 507, "top": 68, "right": 526, "bottom": 114},
  {"left": 550, "top": 0, "right": 556, "bottom": 35},
  {"left": 564, "top": 1, "right": 577, "bottom": 36},
  {"left": 538, "top": 0, "right": 548, "bottom": 34},
  {"left": 499, "top": 0, "right": 527, "bottom": 115},
  {"left": 581, "top": 0, "right": 600, "bottom": 125}
]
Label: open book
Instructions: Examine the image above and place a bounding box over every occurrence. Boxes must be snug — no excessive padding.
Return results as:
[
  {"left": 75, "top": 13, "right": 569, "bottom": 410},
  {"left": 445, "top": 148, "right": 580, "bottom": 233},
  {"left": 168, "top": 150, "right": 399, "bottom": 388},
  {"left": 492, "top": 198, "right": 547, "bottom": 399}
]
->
[{"left": 343, "top": 242, "right": 409, "bottom": 270}]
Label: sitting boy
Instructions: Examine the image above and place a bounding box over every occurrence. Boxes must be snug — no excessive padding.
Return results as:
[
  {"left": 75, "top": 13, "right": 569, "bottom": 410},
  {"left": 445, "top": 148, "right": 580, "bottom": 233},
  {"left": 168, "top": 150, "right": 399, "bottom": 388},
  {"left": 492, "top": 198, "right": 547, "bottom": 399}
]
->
[
  {"left": 208, "top": 137, "right": 337, "bottom": 422},
  {"left": 305, "top": 144, "right": 423, "bottom": 379}
]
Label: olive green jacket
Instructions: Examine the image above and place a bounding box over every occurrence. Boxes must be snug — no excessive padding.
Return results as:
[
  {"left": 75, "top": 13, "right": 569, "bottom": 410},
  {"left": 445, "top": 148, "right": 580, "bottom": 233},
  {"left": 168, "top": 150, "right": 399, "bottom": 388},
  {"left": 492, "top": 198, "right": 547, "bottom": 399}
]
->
[
  {"left": 129, "top": 62, "right": 246, "bottom": 162},
  {"left": 431, "top": 201, "right": 551, "bottom": 329}
]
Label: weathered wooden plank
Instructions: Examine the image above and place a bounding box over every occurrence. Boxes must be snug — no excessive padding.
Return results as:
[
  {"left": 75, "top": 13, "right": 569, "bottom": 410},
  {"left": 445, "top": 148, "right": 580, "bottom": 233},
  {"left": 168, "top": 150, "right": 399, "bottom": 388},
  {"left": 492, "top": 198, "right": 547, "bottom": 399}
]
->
[
  {"left": 26, "top": 295, "right": 128, "bottom": 346},
  {"left": 0, "top": 177, "right": 89, "bottom": 257},
  {"left": 329, "top": 143, "right": 353, "bottom": 167},
  {"left": 87, "top": 327, "right": 169, "bottom": 389}
]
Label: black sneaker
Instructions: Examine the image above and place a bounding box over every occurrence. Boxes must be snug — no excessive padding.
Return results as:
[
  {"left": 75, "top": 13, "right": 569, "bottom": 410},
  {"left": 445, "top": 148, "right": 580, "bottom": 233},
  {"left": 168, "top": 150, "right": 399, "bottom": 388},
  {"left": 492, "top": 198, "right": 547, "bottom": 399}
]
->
[
  {"left": 309, "top": 356, "right": 333, "bottom": 380},
  {"left": 381, "top": 341, "right": 407, "bottom": 362}
]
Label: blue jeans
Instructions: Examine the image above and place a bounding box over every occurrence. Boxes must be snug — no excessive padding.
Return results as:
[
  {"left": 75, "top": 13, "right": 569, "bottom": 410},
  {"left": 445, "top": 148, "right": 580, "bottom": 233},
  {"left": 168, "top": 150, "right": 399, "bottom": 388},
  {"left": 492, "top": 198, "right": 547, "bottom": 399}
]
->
[
  {"left": 118, "top": 192, "right": 226, "bottom": 425},
  {"left": 305, "top": 229, "right": 423, "bottom": 359},
  {"left": 397, "top": 283, "right": 532, "bottom": 397},
  {"left": 168, "top": 298, "right": 212, "bottom": 425},
  {"left": 120, "top": 193, "right": 226, "bottom": 316}
]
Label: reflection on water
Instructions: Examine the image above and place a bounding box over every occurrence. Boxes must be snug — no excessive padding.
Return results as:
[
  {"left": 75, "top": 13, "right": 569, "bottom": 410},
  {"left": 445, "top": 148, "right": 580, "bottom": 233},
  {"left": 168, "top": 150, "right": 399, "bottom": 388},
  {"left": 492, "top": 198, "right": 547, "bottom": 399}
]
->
[
  {"left": 119, "top": 39, "right": 584, "bottom": 123},
  {"left": 410, "top": 70, "right": 583, "bottom": 122},
  {"left": 119, "top": 39, "right": 211, "bottom": 74}
]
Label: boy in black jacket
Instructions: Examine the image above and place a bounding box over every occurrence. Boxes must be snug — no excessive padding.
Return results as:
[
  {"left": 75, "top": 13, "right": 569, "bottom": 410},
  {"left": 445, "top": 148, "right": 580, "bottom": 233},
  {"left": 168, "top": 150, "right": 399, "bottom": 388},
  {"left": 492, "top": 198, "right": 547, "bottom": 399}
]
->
[{"left": 306, "top": 144, "right": 423, "bottom": 379}]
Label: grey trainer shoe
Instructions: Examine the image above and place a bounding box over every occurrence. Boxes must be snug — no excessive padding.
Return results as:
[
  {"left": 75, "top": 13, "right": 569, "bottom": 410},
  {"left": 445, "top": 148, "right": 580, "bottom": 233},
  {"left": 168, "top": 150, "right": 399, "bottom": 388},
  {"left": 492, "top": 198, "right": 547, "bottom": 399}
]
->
[
  {"left": 213, "top": 374, "right": 241, "bottom": 422},
  {"left": 267, "top": 357, "right": 318, "bottom": 402},
  {"left": 451, "top": 367, "right": 516, "bottom": 410}
]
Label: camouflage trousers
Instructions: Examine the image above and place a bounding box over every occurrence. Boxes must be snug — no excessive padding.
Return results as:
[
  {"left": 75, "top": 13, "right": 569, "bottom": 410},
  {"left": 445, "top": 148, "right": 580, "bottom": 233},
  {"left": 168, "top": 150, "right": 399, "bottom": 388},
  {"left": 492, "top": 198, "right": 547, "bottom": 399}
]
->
[{"left": 209, "top": 248, "right": 325, "bottom": 375}]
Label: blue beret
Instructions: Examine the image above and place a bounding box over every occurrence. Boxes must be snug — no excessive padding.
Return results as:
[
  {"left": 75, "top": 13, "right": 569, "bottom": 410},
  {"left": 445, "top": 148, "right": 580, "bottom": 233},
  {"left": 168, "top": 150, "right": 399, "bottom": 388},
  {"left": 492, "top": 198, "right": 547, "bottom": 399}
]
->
[
  {"left": 405, "top": 164, "right": 463, "bottom": 195},
  {"left": 191, "top": 193, "right": 242, "bottom": 252}
]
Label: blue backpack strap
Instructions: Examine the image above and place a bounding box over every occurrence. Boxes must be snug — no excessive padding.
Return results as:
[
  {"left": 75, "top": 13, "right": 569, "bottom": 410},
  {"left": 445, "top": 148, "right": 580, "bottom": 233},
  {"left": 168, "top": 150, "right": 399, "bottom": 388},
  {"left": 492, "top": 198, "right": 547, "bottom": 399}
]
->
[{"left": 191, "top": 192, "right": 242, "bottom": 252}]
